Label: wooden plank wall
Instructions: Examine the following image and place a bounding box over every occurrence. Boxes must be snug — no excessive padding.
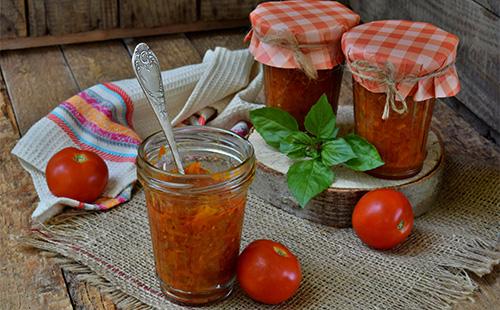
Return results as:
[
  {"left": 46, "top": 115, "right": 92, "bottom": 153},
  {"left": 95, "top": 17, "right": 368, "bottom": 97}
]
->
[
  {"left": 0, "top": 0, "right": 26, "bottom": 38},
  {"left": 27, "top": 0, "right": 118, "bottom": 36},
  {"left": 0, "top": 0, "right": 257, "bottom": 41},
  {"left": 119, "top": 0, "right": 197, "bottom": 28},
  {"left": 201, "top": 0, "right": 263, "bottom": 21},
  {"left": 349, "top": 0, "right": 500, "bottom": 145},
  {"left": 0, "top": 0, "right": 256, "bottom": 50}
]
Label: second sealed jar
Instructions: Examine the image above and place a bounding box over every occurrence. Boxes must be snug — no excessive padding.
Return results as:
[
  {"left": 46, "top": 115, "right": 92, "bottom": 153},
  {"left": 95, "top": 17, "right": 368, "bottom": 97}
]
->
[
  {"left": 342, "top": 20, "right": 460, "bottom": 179},
  {"left": 246, "top": 1, "right": 360, "bottom": 126}
]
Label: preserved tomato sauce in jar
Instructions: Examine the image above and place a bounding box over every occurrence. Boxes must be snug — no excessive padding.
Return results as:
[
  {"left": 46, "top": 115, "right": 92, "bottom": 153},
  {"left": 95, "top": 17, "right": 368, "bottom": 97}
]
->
[
  {"left": 137, "top": 127, "right": 255, "bottom": 305},
  {"left": 353, "top": 81, "right": 435, "bottom": 179},
  {"left": 247, "top": 1, "right": 360, "bottom": 124},
  {"left": 264, "top": 65, "right": 343, "bottom": 127},
  {"left": 342, "top": 20, "right": 460, "bottom": 179}
]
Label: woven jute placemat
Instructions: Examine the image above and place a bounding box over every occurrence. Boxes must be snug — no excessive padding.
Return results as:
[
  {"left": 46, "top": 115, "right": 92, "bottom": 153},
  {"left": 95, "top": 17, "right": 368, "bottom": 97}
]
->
[{"left": 27, "top": 156, "right": 499, "bottom": 309}]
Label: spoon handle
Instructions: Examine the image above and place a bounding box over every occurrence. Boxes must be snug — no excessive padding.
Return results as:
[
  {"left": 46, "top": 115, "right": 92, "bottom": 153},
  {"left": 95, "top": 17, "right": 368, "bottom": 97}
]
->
[{"left": 132, "top": 43, "right": 185, "bottom": 174}]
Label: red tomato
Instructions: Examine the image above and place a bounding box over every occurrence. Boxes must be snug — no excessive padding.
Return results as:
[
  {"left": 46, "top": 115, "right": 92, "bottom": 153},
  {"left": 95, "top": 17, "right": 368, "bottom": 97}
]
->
[
  {"left": 352, "top": 189, "right": 414, "bottom": 250},
  {"left": 45, "top": 147, "right": 108, "bottom": 203},
  {"left": 237, "top": 239, "right": 301, "bottom": 304}
]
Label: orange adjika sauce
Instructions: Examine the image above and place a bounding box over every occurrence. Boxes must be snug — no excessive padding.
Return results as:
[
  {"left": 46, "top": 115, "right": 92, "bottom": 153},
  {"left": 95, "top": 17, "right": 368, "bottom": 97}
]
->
[
  {"left": 144, "top": 162, "right": 246, "bottom": 293},
  {"left": 353, "top": 80, "right": 435, "bottom": 179},
  {"left": 264, "top": 64, "right": 343, "bottom": 127}
]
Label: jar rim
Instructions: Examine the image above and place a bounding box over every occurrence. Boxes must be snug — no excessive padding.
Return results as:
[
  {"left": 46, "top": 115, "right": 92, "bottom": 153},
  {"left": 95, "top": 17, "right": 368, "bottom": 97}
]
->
[{"left": 138, "top": 126, "right": 255, "bottom": 179}]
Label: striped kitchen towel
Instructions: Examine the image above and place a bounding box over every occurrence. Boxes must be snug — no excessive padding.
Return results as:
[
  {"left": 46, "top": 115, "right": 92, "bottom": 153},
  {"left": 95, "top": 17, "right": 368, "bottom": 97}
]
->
[
  {"left": 12, "top": 47, "right": 264, "bottom": 224},
  {"left": 12, "top": 83, "right": 140, "bottom": 224}
]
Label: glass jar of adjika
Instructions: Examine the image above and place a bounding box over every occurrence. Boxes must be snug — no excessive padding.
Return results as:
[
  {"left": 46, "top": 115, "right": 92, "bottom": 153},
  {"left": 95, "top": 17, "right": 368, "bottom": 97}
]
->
[
  {"left": 341, "top": 20, "right": 460, "bottom": 179},
  {"left": 246, "top": 1, "right": 360, "bottom": 127},
  {"left": 137, "top": 126, "right": 255, "bottom": 305}
]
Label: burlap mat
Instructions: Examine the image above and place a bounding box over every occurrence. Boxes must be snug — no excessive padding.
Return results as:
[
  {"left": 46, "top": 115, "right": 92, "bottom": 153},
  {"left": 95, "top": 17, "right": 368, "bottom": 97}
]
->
[{"left": 27, "top": 156, "right": 499, "bottom": 309}]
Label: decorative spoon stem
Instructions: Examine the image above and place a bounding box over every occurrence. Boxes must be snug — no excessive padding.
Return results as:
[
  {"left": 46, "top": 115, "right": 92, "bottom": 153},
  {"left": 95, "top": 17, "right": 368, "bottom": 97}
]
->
[{"left": 132, "top": 43, "right": 185, "bottom": 174}]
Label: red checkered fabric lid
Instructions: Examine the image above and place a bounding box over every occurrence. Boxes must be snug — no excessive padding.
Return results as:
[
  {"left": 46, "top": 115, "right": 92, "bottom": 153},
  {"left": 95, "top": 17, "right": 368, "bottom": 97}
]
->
[
  {"left": 246, "top": 0, "right": 360, "bottom": 71},
  {"left": 342, "top": 20, "right": 460, "bottom": 102}
]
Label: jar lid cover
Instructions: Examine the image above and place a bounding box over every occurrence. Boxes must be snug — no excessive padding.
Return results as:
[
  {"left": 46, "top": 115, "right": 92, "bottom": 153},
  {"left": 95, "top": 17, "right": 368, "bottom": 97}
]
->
[
  {"left": 342, "top": 20, "right": 460, "bottom": 102},
  {"left": 246, "top": 1, "right": 360, "bottom": 72}
]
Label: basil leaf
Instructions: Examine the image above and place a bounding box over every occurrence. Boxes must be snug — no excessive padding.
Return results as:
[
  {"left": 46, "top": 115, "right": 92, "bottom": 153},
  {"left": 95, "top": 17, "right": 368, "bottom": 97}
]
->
[
  {"left": 343, "top": 134, "right": 384, "bottom": 171},
  {"left": 304, "top": 94, "right": 336, "bottom": 140},
  {"left": 321, "top": 138, "right": 357, "bottom": 166},
  {"left": 305, "top": 147, "right": 320, "bottom": 159},
  {"left": 279, "top": 132, "right": 314, "bottom": 159},
  {"left": 250, "top": 108, "right": 299, "bottom": 148},
  {"left": 287, "top": 159, "right": 335, "bottom": 208}
]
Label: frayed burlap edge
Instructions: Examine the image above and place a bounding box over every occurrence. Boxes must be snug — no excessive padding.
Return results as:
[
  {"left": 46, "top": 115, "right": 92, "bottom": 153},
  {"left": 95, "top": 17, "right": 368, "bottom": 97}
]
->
[
  {"left": 20, "top": 207, "right": 500, "bottom": 310},
  {"left": 440, "top": 237, "right": 500, "bottom": 277}
]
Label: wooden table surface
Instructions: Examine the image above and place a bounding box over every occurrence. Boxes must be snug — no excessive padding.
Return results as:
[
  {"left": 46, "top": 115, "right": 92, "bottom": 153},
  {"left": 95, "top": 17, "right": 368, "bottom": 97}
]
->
[{"left": 0, "top": 28, "right": 498, "bottom": 309}]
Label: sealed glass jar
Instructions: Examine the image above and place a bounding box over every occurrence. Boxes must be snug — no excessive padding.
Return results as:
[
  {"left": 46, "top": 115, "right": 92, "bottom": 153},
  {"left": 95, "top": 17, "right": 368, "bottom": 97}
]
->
[
  {"left": 247, "top": 1, "right": 360, "bottom": 126},
  {"left": 137, "top": 126, "right": 255, "bottom": 305},
  {"left": 342, "top": 20, "right": 460, "bottom": 179}
]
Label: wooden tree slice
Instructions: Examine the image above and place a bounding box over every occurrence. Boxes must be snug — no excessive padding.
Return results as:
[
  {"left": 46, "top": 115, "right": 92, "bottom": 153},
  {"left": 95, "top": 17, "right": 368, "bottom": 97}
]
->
[{"left": 249, "top": 106, "right": 444, "bottom": 228}]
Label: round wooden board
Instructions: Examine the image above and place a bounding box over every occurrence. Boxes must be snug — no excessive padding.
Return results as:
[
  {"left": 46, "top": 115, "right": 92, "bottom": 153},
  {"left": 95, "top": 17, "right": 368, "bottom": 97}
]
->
[{"left": 249, "top": 107, "right": 444, "bottom": 228}]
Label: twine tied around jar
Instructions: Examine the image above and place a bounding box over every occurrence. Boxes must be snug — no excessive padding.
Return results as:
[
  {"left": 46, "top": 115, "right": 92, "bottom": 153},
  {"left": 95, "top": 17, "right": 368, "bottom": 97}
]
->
[
  {"left": 252, "top": 29, "right": 331, "bottom": 80},
  {"left": 347, "top": 60, "right": 455, "bottom": 120}
]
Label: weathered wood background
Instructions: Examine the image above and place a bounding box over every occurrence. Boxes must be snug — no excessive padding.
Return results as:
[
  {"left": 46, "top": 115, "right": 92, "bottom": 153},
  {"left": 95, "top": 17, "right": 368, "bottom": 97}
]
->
[
  {"left": 1, "top": 0, "right": 239, "bottom": 38},
  {"left": 0, "top": 0, "right": 258, "bottom": 50},
  {"left": 0, "top": 0, "right": 498, "bottom": 143}
]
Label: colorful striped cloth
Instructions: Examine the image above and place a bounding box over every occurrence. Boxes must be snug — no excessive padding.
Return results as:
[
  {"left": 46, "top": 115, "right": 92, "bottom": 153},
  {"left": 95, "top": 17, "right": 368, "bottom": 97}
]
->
[
  {"left": 12, "top": 47, "right": 264, "bottom": 224},
  {"left": 12, "top": 83, "right": 141, "bottom": 223},
  {"left": 48, "top": 84, "right": 139, "bottom": 164}
]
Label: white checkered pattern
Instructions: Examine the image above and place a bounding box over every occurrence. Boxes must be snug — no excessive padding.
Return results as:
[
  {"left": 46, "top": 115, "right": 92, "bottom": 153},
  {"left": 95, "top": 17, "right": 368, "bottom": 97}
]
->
[
  {"left": 246, "top": 0, "right": 360, "bottom": 69},
  {"left": 341, "top": 20, "right": 460, "bottom": 101}
]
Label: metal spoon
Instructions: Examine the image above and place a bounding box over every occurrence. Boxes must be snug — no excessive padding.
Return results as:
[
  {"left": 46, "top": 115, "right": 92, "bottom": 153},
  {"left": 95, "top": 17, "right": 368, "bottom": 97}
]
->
[{"left": 132, "top": 43, "right": 185, "bottom": 174}]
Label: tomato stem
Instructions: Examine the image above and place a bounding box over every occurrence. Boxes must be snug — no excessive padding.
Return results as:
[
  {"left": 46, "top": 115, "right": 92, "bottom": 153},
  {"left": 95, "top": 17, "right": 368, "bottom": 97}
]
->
[
  {"left": 73, "top": 154, "right": 87, "bottom": 163},
  {"left": 273, "top": 246, "right": 288, "bottom": 257},
  {"left": 397, "top": 220, "right": 405, "bottom": 231}
]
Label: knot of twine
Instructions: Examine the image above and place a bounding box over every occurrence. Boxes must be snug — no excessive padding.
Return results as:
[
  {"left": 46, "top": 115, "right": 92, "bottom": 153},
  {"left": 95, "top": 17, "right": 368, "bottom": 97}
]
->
[
  {"left": 253, "top": 29, "right": 330, "bottom": 79},
  {"left": 347, "top": 60, "right": 455, "bottom": 120}
]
